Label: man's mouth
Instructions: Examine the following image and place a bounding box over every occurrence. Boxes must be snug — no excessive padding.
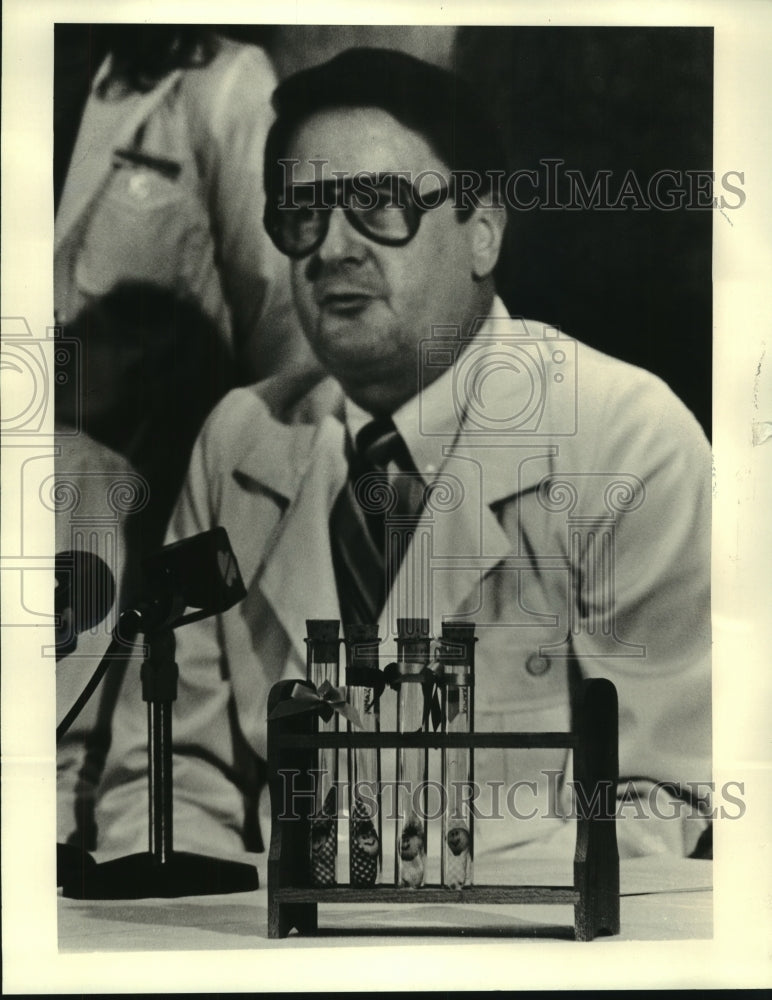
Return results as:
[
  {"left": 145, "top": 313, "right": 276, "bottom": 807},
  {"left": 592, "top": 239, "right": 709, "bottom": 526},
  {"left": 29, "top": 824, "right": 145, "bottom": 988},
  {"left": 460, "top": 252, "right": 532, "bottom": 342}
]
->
[{"left": 316, "top": 288, "right": 378, "bottom": 313}]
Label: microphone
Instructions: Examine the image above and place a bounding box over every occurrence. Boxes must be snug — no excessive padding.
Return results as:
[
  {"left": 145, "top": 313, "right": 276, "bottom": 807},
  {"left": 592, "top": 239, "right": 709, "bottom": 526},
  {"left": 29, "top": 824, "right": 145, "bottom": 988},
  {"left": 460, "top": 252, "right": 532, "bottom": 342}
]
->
[
  {"left": 55, "top": 550, "right": 116, "bottom": 660},
  {"left": 120, "top": 526, "right": 247, "bottom": 637},
  {"left": 57, "top": 527, "right": 246, "bottom": 742},
  {"left": 57, "top": 526, "right": 258, "bottom": 899}
]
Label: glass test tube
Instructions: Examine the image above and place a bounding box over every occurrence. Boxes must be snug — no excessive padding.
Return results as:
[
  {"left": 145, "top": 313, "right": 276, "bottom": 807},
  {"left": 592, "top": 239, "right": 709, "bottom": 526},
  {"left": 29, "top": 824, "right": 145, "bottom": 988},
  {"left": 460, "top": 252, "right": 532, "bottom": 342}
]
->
[
  {"left": 305, "top": 619, "right": 341, "bottom": 887},
  {"left": 394, "top": 618, "right": 432, "bottom": 888},
  {"left": 344, "top": 623, "right": 382, "bottom": 886},
  {"left": 439, "top": 622, "right": 476, "bottom": 889}
]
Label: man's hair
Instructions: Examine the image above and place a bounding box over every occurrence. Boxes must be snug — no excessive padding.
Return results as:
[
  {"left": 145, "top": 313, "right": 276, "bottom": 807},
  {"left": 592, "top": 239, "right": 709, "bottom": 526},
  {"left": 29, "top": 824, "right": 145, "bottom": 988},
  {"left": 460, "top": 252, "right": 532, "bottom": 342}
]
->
[{"left": 263, "top": 46, "right": 508, "bottom": 215}]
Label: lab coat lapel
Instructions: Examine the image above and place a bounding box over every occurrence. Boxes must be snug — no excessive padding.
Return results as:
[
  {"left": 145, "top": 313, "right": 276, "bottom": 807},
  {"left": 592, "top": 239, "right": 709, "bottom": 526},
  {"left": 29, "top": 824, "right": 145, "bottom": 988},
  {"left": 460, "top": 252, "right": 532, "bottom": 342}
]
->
[
  {"left": 382, "top": 435, "right": 553, "bottom": 636},
  {"left": 256, "top": 417, "right": 348, "bottom": 664},
  {"left": 246, "top": 419, "right": 519, "bottom": 655},
  {"left": 379, "top": 307, "right": 561, "bottom": 631}
]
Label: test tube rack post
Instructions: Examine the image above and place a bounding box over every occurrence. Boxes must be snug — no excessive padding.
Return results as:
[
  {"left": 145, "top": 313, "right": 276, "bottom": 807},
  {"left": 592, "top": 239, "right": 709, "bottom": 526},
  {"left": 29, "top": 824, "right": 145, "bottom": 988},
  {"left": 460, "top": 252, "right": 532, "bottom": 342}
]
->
[{"left": 266, "top": 676, "right": 620, "bottom": 941}]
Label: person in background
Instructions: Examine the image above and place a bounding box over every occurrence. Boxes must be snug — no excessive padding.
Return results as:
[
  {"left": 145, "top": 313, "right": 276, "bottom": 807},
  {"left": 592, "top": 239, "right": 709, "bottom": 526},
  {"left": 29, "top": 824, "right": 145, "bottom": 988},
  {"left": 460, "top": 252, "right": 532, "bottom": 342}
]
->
[
  {"left": 54, "top": 25, "right": 320, "bottom": 554},
  {"left": 55, "top": 24, "right": 314, "bottom": 381}
]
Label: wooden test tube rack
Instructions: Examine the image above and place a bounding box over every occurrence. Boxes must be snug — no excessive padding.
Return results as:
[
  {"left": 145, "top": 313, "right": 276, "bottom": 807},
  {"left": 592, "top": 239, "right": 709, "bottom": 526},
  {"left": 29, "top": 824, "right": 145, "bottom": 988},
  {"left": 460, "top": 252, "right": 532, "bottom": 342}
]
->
[{"left": 267, "top": 676, "right": 620, "bottom": 941}]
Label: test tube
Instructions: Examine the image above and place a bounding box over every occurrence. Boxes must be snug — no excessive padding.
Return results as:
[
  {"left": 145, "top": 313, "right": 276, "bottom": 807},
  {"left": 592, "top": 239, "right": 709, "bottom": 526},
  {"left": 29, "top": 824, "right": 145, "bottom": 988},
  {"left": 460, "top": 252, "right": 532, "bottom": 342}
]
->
[
  {"left": 344, "top": 623, "right": 382, "bottom": 886},
  {"left": 305, "top": 619, "right": 341, "bottom": 887},
  {"left": 439, "top": 622, "right": 476, "bottom": 889},
  {"left": 394, "top": 618, "right": 432, "bottom": 888}
]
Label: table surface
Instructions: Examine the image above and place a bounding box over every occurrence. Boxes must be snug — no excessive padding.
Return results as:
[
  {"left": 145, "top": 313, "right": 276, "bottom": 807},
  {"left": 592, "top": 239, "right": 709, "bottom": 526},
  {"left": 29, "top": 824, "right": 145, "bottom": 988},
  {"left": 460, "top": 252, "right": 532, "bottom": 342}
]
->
[{"left": 58, "top": 855, "right": 712, "bottom": 951}]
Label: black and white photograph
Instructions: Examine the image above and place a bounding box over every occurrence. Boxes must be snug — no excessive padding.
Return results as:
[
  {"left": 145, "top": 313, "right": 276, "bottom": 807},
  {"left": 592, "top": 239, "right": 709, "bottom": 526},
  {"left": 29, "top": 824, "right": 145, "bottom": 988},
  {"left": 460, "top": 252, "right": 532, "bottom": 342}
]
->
[{"left": 2, "top": 0, "right": 770, "bottom": 992}]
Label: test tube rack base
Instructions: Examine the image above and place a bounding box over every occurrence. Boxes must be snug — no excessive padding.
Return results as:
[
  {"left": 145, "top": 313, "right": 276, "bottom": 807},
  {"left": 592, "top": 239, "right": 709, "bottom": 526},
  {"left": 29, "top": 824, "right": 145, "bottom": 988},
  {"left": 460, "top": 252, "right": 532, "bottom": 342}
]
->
[{"left": 267, "top": 676, "right": 619, "bottom": 941}]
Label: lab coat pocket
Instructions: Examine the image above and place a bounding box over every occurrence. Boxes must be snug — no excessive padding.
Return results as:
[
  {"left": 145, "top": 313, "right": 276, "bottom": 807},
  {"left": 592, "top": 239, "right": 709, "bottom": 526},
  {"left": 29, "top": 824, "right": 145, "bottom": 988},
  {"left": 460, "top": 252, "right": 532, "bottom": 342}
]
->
[{"left": 75, "top": 158, "right": 206, "bottom": 299}]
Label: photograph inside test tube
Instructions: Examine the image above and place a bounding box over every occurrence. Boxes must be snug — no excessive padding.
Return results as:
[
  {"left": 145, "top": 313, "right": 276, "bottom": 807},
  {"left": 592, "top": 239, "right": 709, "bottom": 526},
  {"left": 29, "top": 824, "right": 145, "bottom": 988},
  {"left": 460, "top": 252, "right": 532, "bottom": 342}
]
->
[
  {"left": 439, "top": 622, "right": 477, "bottom": 889},
  {"left": 304, "top": 619, "right": 341, "bottom": 887},
  {"left": 344, "top": 623, "right": 382, "bottom": 887},
  {"left": 393, "top": 618, "right": 432, "bottom": 888}
]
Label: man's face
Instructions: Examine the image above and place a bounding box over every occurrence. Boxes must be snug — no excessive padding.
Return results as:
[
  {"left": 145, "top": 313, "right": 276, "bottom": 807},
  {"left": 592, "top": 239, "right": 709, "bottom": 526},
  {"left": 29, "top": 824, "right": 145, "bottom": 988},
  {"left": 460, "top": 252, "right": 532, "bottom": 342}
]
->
[{"left": 284, "top": 107, "right": 493, "bottom": 415}]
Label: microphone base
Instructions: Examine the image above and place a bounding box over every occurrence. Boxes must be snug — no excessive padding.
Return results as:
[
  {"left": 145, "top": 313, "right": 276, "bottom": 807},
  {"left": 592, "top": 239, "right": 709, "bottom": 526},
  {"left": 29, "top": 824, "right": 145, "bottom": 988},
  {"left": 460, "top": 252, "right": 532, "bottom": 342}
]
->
[
  {"left": 60, "top": 850, "right": 259, "bottom": 899},
  {"left": 57, "top": 842, "right": 98, "bottom": 888}
]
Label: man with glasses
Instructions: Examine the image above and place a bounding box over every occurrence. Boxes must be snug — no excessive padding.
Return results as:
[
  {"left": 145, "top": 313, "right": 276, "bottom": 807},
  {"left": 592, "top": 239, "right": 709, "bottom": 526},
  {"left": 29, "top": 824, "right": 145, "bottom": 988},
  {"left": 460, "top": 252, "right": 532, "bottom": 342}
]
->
[{"left": 96, "top": 48, "right": 711, "bottom": 866}]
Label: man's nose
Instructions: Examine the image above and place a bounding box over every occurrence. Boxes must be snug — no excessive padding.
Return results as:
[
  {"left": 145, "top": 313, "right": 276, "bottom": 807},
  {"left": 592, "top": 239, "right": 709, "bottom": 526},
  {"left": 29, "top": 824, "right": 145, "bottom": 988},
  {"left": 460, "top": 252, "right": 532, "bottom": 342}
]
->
[{"left": 317, "top": 206, "right": 366, "bottom": 262}]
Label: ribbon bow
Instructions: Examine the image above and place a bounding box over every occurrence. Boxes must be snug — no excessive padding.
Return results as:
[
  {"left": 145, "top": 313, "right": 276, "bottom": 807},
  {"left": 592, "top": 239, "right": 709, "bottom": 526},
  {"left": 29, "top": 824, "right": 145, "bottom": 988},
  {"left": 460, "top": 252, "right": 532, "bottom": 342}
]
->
[
  {"left": 345, "top": 665, "right": 388, "bottom": 713},
  {"left": 267, "top": 680, "right": 364, "bottom": 728},
  {"left": 382, "top": 662, "right": 442, "bottom": 732}
]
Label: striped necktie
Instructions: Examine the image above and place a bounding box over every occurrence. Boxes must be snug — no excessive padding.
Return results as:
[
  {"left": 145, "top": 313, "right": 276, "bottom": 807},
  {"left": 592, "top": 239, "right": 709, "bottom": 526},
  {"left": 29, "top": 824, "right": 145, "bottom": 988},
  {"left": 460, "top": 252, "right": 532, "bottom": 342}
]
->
[{"left": 329, "top": 418, "right": 426, "bottom": 626}]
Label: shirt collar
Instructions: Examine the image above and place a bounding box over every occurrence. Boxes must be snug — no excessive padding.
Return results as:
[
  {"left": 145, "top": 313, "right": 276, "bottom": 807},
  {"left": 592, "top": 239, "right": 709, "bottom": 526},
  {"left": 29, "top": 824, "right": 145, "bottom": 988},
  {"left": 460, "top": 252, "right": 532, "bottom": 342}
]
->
[{"left": 343, "top": 295, "right": 512, "bottom": 479}]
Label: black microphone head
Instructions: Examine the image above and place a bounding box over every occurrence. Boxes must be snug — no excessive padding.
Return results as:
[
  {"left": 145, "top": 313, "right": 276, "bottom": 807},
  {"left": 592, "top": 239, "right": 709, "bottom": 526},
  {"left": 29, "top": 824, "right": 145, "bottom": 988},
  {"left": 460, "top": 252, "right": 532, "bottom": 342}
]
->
[
  {"left": 140, "top": 526, "right": 246, "bottom": 622},
  {"left": 55, "top": 550, "right": 116, "bottom": 656}
]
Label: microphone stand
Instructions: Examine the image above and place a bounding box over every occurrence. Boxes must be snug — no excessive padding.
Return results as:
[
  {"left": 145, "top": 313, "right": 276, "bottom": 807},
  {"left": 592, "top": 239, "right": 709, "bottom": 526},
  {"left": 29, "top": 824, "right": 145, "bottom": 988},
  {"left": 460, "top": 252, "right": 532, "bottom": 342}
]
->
[
  {"left": 145, "top": 627, "right": 177, "bottom": 868},
  {"left": 60, "top": 622, "right": 258, "bottom": 899}
]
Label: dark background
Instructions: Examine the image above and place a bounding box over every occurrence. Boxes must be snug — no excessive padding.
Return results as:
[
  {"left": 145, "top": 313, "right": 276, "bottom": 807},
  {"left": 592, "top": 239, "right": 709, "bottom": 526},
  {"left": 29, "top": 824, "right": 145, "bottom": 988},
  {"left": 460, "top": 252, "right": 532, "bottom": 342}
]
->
[
  {"left": 55, "top": 24, "right": 713, "bottom": 438},
  {"left": 455, "top": 27, "right": 713, "bottom": 441}
]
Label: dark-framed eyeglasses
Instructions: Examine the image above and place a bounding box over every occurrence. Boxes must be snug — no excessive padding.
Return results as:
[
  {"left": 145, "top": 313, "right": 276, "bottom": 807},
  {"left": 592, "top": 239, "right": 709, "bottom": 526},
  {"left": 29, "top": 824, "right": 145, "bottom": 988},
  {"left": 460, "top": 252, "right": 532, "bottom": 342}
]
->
[{"left": 264, "top": 172, "right": 450, "bottom": 259}]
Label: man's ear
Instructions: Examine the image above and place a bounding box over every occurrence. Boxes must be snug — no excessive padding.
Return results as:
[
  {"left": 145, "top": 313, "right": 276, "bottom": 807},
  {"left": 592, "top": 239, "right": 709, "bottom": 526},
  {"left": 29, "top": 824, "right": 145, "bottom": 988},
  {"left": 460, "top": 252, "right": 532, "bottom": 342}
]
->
[{"left": 470, "top": 204, "right": 507, "bottom": 280}]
